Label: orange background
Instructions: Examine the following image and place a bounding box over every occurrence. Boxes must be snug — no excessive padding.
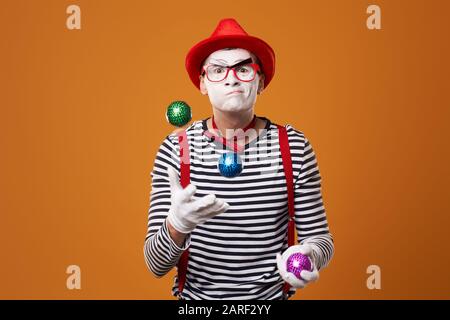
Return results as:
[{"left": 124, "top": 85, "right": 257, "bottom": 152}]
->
[{"left": 1, "top": 0, "right": 449, "bottom": 299}]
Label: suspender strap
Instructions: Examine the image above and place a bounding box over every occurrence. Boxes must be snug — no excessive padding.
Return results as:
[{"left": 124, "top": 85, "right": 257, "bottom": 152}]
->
[
  {"left": 277, "top": 125, "right": 296, "bottom": 296},
  {"left": 177, "top": 131, "right": 190, "bottom": 295},
  {"left": 176, "top": 125, "right": 295, "bottom": 297}
]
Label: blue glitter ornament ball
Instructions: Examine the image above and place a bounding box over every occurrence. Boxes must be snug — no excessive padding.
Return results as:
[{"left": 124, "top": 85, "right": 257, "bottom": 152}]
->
[{"left": 218, "top": 152, "right": 243, "bottom": 178}]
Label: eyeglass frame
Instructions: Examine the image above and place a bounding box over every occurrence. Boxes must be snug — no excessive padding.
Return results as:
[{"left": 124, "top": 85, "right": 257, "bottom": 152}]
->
[{"left": 201, "top": 58, "right": 261, "bottom": 83}]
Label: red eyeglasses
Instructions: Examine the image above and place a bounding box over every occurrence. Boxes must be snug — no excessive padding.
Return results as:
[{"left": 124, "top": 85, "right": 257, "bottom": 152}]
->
[{"left": 202, "top": 58, "right": 261, "bottom": 82}]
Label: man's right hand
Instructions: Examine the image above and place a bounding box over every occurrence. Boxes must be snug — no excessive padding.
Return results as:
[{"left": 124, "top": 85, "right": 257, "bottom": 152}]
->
[{"left": 166, "top": 166, "right": 230, "bottom": 234}]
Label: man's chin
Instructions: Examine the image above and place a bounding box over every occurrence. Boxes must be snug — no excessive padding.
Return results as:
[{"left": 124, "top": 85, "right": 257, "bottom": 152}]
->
[
  {"left": 220, "top": 101, "right": 252, "bottom": 113},
  {"left": 219, "top": 107, "right": 248, "bottom": 114}
]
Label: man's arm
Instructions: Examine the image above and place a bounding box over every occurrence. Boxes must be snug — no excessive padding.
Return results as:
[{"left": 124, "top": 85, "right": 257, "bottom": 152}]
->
[
  {"left": 143, "top": 134, "right": 228, "bottom": 278},
  {"left": 290, "top": 128, "right": 334, "bottom": 270},
  {"left": 167, "top": 219, "right": 187, "bottom": 247},
  {"left": 143, "top": 135, "right": 191, "bottom": 278}
]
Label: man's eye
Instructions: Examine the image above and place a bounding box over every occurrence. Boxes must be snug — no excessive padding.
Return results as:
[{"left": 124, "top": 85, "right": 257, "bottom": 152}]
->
[
  {"left": 237, "top": 67, "right": 250, "bottom": 73},
  {"left": 213, "top": 67, "right": 225, "bottom": 74}
]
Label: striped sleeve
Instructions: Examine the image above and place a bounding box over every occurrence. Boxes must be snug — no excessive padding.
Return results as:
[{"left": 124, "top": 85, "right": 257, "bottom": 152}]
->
[
  {"left": 287, "top": 125, "right": 334, "bottom": 271},
  {"left": 143, "top": 134, "right": 191, "bottom": 278}
]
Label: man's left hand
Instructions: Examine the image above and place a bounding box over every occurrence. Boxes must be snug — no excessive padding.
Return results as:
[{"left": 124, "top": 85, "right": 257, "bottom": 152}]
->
[{"left": 276, "top": 244, "right": 320, "bottom": 289}]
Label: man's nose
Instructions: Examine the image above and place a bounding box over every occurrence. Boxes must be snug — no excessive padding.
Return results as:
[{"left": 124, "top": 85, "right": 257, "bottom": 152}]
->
[{"left": 224, "top": 69, "right": 240, "bottom": 86}]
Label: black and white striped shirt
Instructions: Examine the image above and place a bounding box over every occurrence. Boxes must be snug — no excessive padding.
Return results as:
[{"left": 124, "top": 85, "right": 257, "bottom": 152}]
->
[{"left": 144, "top": 116, "right": 334, "bottom": 300}]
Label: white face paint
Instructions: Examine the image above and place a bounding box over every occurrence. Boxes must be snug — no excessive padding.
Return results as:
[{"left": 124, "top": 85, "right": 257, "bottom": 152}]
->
[{"left": 201, "top": 48, "right": 262, "bottom": 113}]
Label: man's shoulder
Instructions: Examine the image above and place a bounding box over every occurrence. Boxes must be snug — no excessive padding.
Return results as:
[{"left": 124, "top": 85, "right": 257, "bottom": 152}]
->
[
  {"left": 166, "top": 120, "right": 204, "bottom": 142},
  {"left": 267, "top": 119, "right": 307, "bottom": 141},
  {"left": 285, "top": 123, "right": 307, "bottom": 141}
]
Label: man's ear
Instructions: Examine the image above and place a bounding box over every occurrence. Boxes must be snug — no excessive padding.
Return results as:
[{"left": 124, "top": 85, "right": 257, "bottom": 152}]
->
[
  {"left": 257, "top": 74, "right": 265, "bottom": 95},
  {"left": 199, "top": 75, "right": 208, "bottom": 95}
]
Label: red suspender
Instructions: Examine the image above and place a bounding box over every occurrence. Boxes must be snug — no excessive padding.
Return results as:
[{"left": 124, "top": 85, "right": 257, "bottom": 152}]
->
[
  {"left": 177, "top": 131, "right": 190, "bottom": 295},
  {"left": 277, "top": 125, "right": 296, "bottom": 296},
  {"left": 176, "top": 125, "right": 295, "bottom": 297}
]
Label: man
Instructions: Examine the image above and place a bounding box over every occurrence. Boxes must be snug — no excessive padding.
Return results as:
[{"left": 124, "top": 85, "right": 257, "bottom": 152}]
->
[{"left": 144, "top": 18, "right": 334, "bottom": 300}]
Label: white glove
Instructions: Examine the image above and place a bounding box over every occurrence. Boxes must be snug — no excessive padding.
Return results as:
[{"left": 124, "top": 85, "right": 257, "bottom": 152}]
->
[
  {"left": 166, "top": 166, "right": 230, "bottom": 234},
  {"left": 276, "top": 244, "right": 320, "bottom": 289}
]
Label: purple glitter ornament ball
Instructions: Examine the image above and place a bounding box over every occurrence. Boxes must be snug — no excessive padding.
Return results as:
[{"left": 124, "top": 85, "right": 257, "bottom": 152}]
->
[{"left": 286, "top": 253, "right": 313, "bottom": 280}]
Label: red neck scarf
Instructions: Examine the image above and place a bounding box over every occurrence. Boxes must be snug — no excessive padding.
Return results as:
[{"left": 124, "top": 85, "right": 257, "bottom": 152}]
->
[{"left": 205, "top": 115, "right": 257, "bottom": 152}]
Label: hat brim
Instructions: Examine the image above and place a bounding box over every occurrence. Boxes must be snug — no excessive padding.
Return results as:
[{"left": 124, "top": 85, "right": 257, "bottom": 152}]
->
[{"left": 185, "top": 35, "right": 275, "bottom": 90}]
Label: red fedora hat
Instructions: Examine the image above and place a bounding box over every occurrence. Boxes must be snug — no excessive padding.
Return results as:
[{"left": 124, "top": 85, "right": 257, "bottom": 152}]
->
[{"left": 185, "top": 18, "right": 276, "bottom": 90}]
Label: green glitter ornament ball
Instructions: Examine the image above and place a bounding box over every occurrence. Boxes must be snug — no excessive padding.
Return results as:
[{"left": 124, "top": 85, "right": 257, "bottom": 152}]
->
[{"left": 166, "top": 101, "right": 192, "bottom": 127}]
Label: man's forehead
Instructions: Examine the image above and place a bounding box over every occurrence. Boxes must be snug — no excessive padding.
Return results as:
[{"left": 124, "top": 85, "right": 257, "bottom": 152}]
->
[{"left": 205, "top": 48, "right": 253, "bottom": 65}]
